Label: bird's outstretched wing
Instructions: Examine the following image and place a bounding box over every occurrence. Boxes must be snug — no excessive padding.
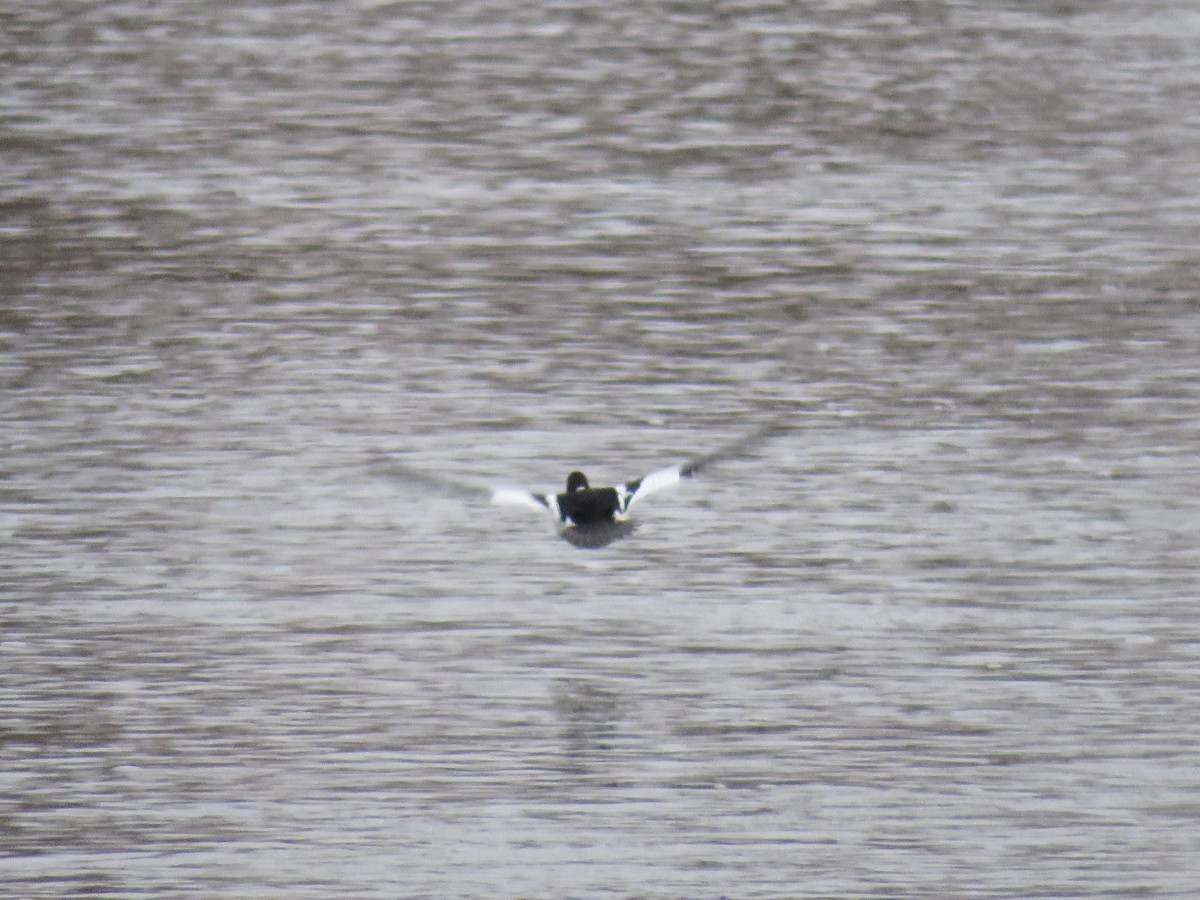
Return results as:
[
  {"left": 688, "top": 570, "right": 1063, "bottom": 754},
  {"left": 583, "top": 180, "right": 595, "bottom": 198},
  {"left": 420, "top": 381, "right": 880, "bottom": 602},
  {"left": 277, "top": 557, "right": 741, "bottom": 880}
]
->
[
  {"left": 617, "top": 464, "right": 684, "bottom": 512},
  {"left": 618, "top": 420, "right": 785, "bottom": 512},
  {"left": 368, "top": 454, "right": 563, "bottom": 521},
  {"left": 490, "top": 487, "right": 556, "bottom": 518},
  {"left": 679, "top": 420, "right": 784, "bottom": 477},
  {"left": 373, "top": 458, "right": 562, "bottom": 521}
]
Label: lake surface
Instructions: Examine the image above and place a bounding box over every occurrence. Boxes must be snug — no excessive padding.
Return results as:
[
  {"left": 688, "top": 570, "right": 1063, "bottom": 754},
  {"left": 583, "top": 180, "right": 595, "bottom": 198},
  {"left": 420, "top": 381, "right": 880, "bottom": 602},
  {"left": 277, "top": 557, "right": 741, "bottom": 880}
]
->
[{"left": 3, "top": 1, "right": 1199, "bottom": 896}]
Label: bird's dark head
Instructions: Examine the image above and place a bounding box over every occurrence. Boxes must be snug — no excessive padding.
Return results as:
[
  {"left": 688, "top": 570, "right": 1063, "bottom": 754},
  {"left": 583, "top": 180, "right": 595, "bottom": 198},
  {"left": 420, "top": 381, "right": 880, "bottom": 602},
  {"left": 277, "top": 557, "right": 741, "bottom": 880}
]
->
[{"left": 566, "top": 471, "right": 589, "bottom": 492}]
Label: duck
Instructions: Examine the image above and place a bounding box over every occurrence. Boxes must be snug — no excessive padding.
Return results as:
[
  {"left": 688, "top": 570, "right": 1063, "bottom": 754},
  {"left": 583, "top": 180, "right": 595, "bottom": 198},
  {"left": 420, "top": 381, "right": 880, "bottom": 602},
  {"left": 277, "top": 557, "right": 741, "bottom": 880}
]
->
[
  {"left": 491, "top": 462, "right": 690, "bottom": 528},
  {"left": 489, "top": 421, "right": 781, "bottom": 547}
]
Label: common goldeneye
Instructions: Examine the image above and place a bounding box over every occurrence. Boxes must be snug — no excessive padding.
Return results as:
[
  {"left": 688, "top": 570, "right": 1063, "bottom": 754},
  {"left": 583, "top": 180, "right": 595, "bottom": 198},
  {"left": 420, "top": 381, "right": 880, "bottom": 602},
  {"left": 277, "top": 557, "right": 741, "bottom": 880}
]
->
[
  {"left": 491, "top": 462, "right": 688, "bottom": 528},
  {"left": 490, "top": 422, "right": 780, "bottom": 547}
]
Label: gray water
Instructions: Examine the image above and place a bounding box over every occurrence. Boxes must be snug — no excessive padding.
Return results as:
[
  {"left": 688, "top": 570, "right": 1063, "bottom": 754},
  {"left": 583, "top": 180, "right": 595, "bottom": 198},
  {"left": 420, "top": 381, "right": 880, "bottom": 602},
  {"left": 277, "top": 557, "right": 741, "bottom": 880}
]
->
[{"left": 3, "top": 1, "right": 1200, "bottom": 897}]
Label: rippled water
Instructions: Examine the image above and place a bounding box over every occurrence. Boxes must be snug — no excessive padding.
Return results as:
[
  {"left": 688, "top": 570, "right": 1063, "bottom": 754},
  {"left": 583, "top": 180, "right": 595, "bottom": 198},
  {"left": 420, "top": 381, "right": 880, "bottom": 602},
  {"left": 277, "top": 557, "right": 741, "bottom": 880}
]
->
[{"left": 3, "top": 1, "right": 1200, "bottom": 896}]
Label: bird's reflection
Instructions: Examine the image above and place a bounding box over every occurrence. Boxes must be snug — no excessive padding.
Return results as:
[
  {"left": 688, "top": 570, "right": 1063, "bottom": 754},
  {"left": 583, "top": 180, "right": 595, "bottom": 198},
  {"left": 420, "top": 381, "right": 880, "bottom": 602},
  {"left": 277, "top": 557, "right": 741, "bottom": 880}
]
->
[
  {"left": 557, "top": 519, "right": 638, "bottom": 549},
  {"left": 551, "top": 678, "right": 624, "bottom": 773}
]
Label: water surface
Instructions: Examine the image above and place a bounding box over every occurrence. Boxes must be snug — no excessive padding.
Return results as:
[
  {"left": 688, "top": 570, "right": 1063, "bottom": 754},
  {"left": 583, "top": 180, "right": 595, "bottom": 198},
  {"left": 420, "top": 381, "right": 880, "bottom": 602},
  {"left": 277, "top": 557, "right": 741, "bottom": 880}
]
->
[{"left": 3, "top": 1, "right": 1199, "bottom": 896}]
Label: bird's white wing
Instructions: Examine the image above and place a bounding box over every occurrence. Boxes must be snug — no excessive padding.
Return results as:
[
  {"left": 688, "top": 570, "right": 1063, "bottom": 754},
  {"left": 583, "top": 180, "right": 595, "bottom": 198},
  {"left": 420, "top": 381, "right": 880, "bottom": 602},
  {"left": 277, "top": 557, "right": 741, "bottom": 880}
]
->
[
  {"left": 620, "top": 464, "right": 684, "bottom": 511},
  {"left": 619, "top": 420, "right": 787, "bottom": 512},
  {"left": 491, "top": 487, "right": 557, "bottom": 518}
]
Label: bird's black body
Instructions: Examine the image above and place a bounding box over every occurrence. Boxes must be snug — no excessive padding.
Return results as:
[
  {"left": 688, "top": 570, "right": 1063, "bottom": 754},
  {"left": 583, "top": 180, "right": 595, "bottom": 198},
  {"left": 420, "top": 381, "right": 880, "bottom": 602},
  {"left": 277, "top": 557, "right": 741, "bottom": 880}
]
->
[
  {"left": 553, "top": 471, "right": 639, "bottom": 528},
  {"left": 555, "top": 486, "right": 621, "bottom": 527}
]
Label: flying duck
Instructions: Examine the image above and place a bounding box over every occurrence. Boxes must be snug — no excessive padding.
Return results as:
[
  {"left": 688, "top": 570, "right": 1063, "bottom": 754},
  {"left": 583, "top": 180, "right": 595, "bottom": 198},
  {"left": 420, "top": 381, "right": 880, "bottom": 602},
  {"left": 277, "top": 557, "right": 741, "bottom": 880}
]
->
[
  {"left": 491, "top": 461, "right": 691, "bottom": 528},
  {"left": 489, "top": 422, "right": 781, "bottom": 547}
]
